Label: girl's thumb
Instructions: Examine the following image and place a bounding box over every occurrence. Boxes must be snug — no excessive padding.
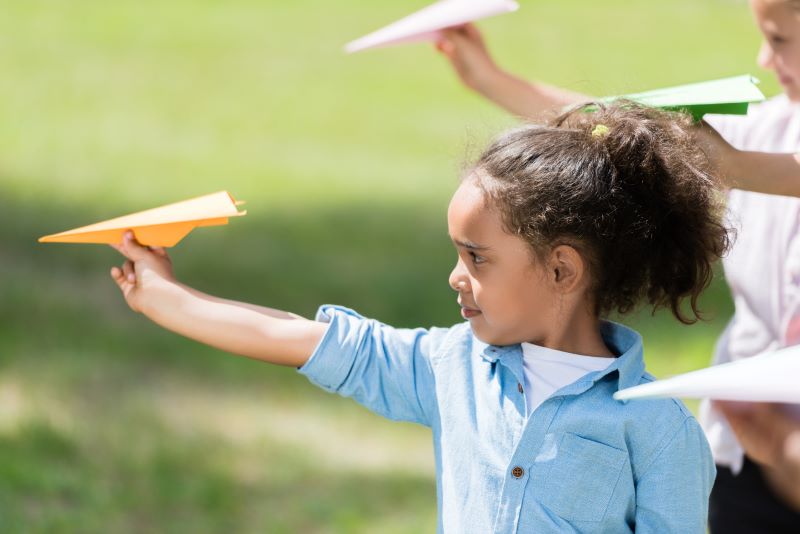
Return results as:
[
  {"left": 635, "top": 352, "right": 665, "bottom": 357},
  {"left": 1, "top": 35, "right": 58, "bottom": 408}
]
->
[
  {"left": 436, "top": 38, "right": 454, "bottom": 56},
  {"left": 122, "top": 231, "right": 149, "bottom": 261}
]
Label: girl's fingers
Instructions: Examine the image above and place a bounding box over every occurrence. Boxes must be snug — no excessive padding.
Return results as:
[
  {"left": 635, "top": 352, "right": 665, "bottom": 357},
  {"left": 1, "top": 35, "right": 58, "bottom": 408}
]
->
[
  {"left": 785, "top": 432, "right": 800, "bottom": 463},
  {"left": 453, "top": 24, "right": 470, "bottom": 37},
  {"left": 436, "top": 38, "right": 454, "bottom": 56},
  {"left": 110, "top": 266, "right": 131, "bottom": 293},
  {"left": 122, "top": 260, "right": 135, "bottom": 283},
  {"left": 463, "top": 23, "right": 482, "bottom": 41},
  {"left": 114, "top": 236, "right": 168, "bottom": 261},
  {"left": 715, "top": 400, "right": 757, "bottom": 415},
  {"left": 443, "top": 23, "right": 467, "bottom": 34},
  {"left": 443, "top": 29, "right": 472, "bottom": 51},
  {"left": 121, "top": 231, "right": 149, "bottom": 261}
]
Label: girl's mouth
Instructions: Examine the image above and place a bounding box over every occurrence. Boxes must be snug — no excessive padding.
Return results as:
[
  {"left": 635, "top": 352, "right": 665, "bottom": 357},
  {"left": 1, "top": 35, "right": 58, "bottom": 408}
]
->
[{"left": 460, "top": 306, "right": 482, "bottom": 319}]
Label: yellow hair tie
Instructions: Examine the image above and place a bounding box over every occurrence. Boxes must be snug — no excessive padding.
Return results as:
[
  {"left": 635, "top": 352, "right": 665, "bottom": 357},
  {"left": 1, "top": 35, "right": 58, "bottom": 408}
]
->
[{"left": 591, "top": 124, "right": 609, "bottom": 138}]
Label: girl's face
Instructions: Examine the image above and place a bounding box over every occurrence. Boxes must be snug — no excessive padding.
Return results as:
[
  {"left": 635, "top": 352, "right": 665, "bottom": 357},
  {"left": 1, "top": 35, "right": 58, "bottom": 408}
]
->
[
  {"left": 447, "top": 179, "right": 560, "bottom": 346},
  {"left": 751, "top": 0, "right": 800, "bottom": 101}
]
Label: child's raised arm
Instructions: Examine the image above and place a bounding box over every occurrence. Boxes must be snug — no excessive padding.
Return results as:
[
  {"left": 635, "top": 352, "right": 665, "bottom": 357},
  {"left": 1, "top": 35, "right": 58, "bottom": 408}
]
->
[
  {"left": 436, "top": 26, "right": 800, "bottom": 198},
  {"left": 435, "top": 24, "right": 587, "bottom": 120},
  {"left": 110, "top": 232, "right": 327, "bottom": 367}
]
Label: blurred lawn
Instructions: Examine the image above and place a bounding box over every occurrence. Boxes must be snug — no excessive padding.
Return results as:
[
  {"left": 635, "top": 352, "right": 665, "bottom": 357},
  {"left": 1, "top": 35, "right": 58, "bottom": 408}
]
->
[{"left": 0, "top": 0, "right": 773, "bottom": 531}]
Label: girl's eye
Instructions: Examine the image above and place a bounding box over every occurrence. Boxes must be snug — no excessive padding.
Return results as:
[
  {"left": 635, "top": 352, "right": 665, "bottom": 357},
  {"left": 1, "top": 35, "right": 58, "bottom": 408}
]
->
[
  {"left": 469, "top": 251, "right": 485, "bottom": 265},
  {"left": 771, "top": 34, "right": 787, "bottom": 46}
]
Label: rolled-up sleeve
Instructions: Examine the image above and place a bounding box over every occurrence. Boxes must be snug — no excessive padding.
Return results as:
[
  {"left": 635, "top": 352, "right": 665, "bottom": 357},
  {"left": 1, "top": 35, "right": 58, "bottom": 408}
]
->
[
  {"left": 634, "top": 416, "right": 716, "bottom": 533},
  {"left": 298, "top": 305, "right": 439, "bottom": 427}
]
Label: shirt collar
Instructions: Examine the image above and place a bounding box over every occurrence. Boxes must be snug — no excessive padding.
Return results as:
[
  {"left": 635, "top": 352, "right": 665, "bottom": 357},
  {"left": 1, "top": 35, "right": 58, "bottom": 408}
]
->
[
  {"left": 479, "top": 320, "right": 645, "bottom": 396},
  {"left": 597, "top": 320, "right": 646, "bottom": 392}
]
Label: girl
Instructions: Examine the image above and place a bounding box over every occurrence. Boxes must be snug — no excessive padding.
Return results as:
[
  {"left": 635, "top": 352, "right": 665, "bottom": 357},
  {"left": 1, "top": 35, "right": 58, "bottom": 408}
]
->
[
  {"left": 436, "top": 1, "right": 800, "bottom": 530},
  {"left": 110, "top": 103, "right": 724, "bottom": 532},
  {"left": 700, "top": 1, "right": 800, "bottom": 529}
]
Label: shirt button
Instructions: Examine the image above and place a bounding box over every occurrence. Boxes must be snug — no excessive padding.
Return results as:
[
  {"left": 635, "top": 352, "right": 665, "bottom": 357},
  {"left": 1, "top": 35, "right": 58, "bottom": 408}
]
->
[
  {"left": 517, "top": 383, "right": 524, "bottom": 394},
  {"left": 511, "top": 466, "right": 525, "bottom": 479}
]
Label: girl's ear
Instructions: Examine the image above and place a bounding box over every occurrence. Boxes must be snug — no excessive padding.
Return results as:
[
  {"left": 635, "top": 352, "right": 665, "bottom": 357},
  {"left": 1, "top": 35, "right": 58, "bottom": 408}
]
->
[{"left": 549, "top": 244, "right": 586, "bottom": 294}]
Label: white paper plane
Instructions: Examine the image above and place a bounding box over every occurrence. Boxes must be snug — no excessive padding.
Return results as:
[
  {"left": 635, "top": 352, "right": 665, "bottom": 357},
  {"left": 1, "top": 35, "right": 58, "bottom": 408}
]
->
[
  {"left": 614, "top": 345, "right": 800, "bottom": 403},
  {"left": 345, "top": 0, "right": 519, "bottom": 54}
]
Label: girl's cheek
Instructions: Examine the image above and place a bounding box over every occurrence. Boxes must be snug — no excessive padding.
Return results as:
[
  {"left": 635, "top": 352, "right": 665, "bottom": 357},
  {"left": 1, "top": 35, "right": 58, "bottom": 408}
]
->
[{"left": 470, "top": 281, "right": 482, "bottom": 297}]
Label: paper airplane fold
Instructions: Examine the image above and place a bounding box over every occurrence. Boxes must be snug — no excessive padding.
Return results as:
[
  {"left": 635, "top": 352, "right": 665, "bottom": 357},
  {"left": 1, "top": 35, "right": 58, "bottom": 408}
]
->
[
  {"left": 614, "top": 344, "right": 800, "bottom": 403},
  {"left": 345, "top": 0, "right": 519, "bottom": 54},
  {"left": 596, "top": 75, "right": 765, "bottom": 120},
  {"left": 39, "top": 191, "right": 246, "bottom": 247}
]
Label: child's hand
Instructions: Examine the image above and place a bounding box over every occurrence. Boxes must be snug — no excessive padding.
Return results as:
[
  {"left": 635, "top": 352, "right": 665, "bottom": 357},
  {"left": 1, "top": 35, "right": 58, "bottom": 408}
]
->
[
  {"left": 693, "top": 121, "right": 737, "bottom": 186},
  {"left": 714, "top": 401, "right": 800, "bottom": 468},
  {"left": 715, "top": 401, "right": 800, "bottom": 510},
  {"left": 110, "top": 231, "right": 177, "bottom": 313},
  {"left": 436, "top": 24, "right": 501, "bottom": 94}
]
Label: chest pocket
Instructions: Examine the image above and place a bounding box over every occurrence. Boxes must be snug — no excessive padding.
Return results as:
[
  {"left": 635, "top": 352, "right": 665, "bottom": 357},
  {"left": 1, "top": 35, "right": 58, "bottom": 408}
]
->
[{"left": 537, "top": 433, "right": 628, "bottom": 522}]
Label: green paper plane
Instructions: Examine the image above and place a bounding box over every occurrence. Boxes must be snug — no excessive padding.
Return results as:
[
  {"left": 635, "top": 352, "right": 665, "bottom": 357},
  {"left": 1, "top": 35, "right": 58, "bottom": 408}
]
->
[{"left": 590, "top": 75, "right": 765, "bottom": 121}]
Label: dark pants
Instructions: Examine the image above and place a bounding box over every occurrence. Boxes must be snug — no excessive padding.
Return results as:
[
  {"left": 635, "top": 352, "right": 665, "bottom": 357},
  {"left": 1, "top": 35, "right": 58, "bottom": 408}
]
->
[{"left": 709, "top": 458, "right": 800, "bottom": 534}]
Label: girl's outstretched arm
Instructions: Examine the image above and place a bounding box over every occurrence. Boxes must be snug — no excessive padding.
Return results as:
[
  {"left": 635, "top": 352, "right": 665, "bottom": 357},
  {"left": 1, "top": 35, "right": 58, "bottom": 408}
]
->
[
  {"left": 110, "top": 231, "right": 327, "bottom": 367},
  {"left": 435, "top": 24, "right": 587, "bottom": 120}
]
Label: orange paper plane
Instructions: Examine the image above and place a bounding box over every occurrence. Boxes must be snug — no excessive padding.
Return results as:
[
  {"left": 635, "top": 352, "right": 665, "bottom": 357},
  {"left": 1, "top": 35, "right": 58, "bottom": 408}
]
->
[{"left": 39, "top": 191, "right": 246, "bottom": 247}]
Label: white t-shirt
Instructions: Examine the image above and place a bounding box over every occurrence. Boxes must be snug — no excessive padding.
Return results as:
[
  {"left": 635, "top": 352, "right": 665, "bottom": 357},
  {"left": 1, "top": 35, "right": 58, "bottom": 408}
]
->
[
  {"left": 702, "top": 95, "right": 800, "bottom": 472},
  {"left": 520, "top": 342, "right": 615, "bottom": 414}
]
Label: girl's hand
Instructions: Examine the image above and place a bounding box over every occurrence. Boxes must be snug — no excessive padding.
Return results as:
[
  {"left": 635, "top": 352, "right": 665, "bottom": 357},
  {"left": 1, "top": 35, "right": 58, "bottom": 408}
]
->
[
  {"left": 693, "top": 121, "right": 738, "bottom": 186},
  {"left": 714, "top": 401, "right": 800, "bottom": 468},
  {"left": 436, "top": 24, "right": 501, "bottom": 94},
  {"left": 715, "top": 401, "right": 800, "bottom": 510},
  {"left": 110, "top": 231, "right": 177, "bottom": 313},
  {"left": 694, "top": 122, "right": 800, "bottom": 197}
]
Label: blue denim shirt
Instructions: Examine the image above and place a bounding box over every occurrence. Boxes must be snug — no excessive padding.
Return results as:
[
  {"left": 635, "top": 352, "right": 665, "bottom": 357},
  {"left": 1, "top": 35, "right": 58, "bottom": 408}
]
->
[{"left": 299, "top": 305, "right": 715, "bottom": 533}]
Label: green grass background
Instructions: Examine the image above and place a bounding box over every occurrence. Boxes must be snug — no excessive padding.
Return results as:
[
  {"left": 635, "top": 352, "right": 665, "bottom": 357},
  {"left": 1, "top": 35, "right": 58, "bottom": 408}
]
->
[{"left": 0, "top": 0, "right": 776, "bottom": 531}]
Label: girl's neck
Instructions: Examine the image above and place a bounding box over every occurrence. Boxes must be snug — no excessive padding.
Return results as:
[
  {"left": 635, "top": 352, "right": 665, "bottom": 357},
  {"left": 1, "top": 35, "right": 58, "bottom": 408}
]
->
[{"left": 535, "top": 309, "right": 615, "bottom": 358}]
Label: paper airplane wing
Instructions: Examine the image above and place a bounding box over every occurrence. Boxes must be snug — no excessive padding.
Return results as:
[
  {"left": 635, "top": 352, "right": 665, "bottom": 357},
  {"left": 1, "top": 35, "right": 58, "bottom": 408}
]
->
[
  {"left": 39, "top": 191, "right": 246, "bottom": 247},
  {"left": 345, "top": 0, "right": 519, "bottom": 54},
  {"left": 594, "top": 75, "right": 765, "bottom": 120},
  {"left": 614, "top": 345, "right": 800, "bottom": 403}
]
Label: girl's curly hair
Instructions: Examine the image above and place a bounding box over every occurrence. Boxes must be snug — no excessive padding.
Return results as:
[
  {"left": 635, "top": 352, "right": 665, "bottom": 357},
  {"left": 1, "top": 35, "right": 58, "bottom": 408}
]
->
[{"left": 472, "top": 101, "right": 731, "bottom": 324}]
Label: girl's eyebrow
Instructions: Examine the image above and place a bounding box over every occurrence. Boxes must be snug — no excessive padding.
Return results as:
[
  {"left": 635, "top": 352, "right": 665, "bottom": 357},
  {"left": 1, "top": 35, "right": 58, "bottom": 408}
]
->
[{"left": 452, "top": 238, "right": 490, "bottom": 251}]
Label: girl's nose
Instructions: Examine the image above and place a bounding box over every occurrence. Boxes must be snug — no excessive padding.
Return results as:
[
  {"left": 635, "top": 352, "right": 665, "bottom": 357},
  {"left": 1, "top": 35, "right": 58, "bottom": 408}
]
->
[
  {"left": 757, "top": 40, "right": 775, "bottom": 70},
  {"left": 449, "top": 261, "right": 470, "bottom": 292}
]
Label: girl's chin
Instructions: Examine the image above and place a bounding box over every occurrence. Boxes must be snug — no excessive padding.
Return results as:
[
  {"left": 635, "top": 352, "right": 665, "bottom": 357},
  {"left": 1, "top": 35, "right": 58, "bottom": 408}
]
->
[
  {"left": 778, "top": 78, "right": 800, "bottom": 100},
  {"left": 786, "top": 86, "right": 800, "bottom": 102},
  {"left": 470, "top": 324, "right": 514, "bottom": 347}
]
